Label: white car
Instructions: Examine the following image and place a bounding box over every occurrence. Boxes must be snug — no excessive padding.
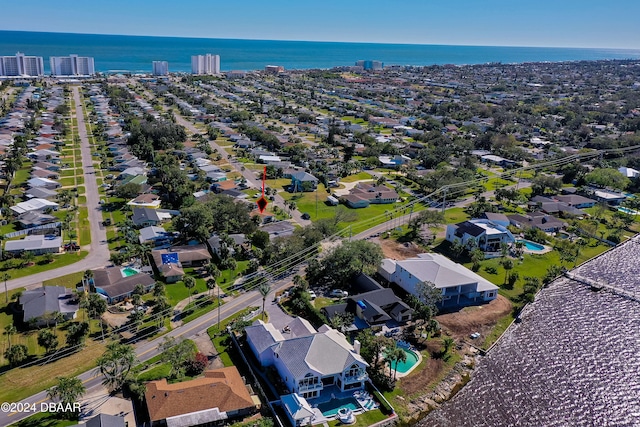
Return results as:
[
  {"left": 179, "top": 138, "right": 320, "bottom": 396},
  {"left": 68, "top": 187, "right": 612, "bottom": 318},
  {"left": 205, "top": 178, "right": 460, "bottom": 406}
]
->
[
  {"left": 308, "top": 291, "right": 317, "bottom": 299},
  {"left": 331, "top": 289, "right": 348, "bottom": 298}
]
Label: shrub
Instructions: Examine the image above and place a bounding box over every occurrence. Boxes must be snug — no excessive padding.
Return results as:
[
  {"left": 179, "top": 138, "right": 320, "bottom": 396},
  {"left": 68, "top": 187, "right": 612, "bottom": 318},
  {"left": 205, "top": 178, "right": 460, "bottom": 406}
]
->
[{"left": 184, "top": 352, "right": 208, "bottom": 376}]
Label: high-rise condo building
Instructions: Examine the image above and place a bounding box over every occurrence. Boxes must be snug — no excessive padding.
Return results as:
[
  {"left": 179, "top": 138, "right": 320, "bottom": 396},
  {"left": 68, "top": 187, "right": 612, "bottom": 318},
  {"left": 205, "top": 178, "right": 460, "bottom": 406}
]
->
[
  {"left": 152, "top": 61, "right": 169, "bottom": 76},
  {"left": 50, "top": 54, "right": 95, "bottom": 76},
  {"left": 191, "top": 54, "right": 220, "bottom": 75},
  {"left": 355, "top": 60, "right": 384, "bottom": 71},
  {"left": 0, "top": 52, "right": 45, "bottom": 77}
]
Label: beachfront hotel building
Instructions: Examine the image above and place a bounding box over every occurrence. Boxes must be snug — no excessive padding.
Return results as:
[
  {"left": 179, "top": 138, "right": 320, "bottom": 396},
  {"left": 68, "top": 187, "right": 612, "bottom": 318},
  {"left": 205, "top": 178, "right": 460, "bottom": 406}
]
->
[
  {"left": 191, "top": 54, "right": 220, "bottom": 75},
  {"left": 50, "top": 54, "right": 95, "bottom": 76},
  {"left": 355, "top": 60, "right": 383, "bottom": 71},
  {"left": 152, "top": 61, "right": 169, "bottom": 76},
  {"left": 0, "top": 52, "right": 44, "bottom": 77}
]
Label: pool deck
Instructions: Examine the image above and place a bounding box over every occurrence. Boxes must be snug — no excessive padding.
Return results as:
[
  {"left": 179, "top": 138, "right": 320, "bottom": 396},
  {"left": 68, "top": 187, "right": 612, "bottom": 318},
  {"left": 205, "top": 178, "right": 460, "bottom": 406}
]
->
[{"left": 307, "top": 388, "right": 378, "bottom": 425}]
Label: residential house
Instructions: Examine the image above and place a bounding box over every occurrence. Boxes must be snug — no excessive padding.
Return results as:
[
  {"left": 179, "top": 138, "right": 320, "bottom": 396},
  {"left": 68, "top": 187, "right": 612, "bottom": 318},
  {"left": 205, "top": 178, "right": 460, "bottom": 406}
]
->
[
  {"left": 507, "top": 212, "right": 568, "bottom": 233},
  {"left": 322, "top": 274, "right": 413, "bottom": 330},
  {"left": 138, "top": 226, "right": 172, "bottom": 246},
  {"left": 552, "top": 194, "right": 597, "bottom": 209},
  {"left": 5, "top": 235, "right": 61, "bottom": 255},
  {"left": 19, "top": 286, "right": 78, "bottom": 326},
  {"left": 10, "top": 198, "right": 59, "bottom": 215},
  {"left": 618, "top": 166, "right": 640, "bottom": 179},
  {"left": 31, "top": 168, "right": 59, "bottom": 180},
  {"left": 480, "top": 154, "right": 517, "bottom": 168},
  {"left": 446, "top": 219, "right": 515, "bottom": 252},
  {"left": 16, "top": 211, "right": 57, "bottom": 229},
  {"left": 378, "top": 154, "right": 411, "bottom": 168},
  {"left": 145, "top": 367, "right": 258, "bottom": 426},
  {"left": 529, "top": 195, "right": 587, "bottom": 216},
  {"left": 378, "top": 253, "right": 499, "bottom": 307},
  {"left": 208, "top": 233, "right": 247, "bottom": 257},
  {"left": 152, "top": 244, "right": 212, "bottom": 269},
  {"left": 212, "top": 180, "right": 238, "bottom": 193},
  {"left": 27, "top": 177, "right": 61, "bottom": 190},
  {"left": 341, "top": 183, "right": 399, "bottom": 209},
  {"left": 25, "top": 187, "right": 58, "bottom": 200},
  {"left": 92, "top": 267, "right": 156, "bottom": 304},
  {"left": 290, "top": 171, "right": 319, "bottom": 192},
  {"left": 131, "top": 208, "right": 175, "bottom": 227},
  {"left": 245, "top": 318, "right": 368, "bottom": 400},
  {"left": 69, "top": 414, "right": 126, "bottom": 427},
  {"left": 127, "top": 193, "right": 161, "bottom": 209},
  {"left": 587, "top": 188, "right": 627, "bottom": 206},
  {"left": 260, "top": 221, "right": 296, "bottom": 241},
  {"left": 281, "top": 393, "right": 315, "bottom": 427}
]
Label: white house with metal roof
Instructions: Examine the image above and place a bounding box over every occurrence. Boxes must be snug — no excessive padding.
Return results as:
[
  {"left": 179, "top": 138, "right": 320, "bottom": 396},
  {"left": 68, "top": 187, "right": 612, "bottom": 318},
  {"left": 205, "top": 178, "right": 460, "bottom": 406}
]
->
[
  {"left": 245, "top": 319, "right": 368, "bottom": 400},
  {"left": 379, "top": 253, "right": 499, "bottom": 307},
  {"left": 5, "top": 234, "right": 61, "bottom": 255}
]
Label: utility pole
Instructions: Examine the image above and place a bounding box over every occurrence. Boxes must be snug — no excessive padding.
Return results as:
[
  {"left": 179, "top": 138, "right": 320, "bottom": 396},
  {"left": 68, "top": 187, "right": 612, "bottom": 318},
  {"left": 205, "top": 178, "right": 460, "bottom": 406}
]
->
[
  {"left": 217, "top": 284, "right": 221, "bottom": 330},
  {"left": 442, "top": 187, "right": 448, "bottom": 213}
]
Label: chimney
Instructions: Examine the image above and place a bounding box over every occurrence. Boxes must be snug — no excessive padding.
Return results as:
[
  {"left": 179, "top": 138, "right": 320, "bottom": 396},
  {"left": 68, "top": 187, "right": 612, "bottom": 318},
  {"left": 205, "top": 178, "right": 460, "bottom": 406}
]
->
[{"left": 353, "top": 339, "right": 361, "bottom": 355}]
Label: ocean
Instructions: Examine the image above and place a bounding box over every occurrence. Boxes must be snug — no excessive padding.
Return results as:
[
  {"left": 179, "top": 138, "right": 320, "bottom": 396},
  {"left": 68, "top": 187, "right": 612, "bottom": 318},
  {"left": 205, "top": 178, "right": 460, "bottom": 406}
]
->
[{"left": 1, "top": 30, "right": 640, "bottom": 74}]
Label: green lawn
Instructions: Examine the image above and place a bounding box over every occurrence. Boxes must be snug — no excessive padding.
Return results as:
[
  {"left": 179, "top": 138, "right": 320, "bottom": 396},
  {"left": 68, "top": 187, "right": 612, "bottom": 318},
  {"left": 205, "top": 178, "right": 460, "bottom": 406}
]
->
[
  {"left": 43, "top": 271, "right": 84, "bottom": 289},
  {"left": 327, "top": 409, "right": 387, "bottom": 427},
  {"left": 59, "top": 169, "right": 76, "bottom": 177},
  {"left": 0, "top": 251, "right": 88, "bottom": 281},
  {"left": 13, "top": 411, "right": 78, "bottom": 427},
  {"left": 59, "top": 177, "right": 75, "bottom": 187},
  {"left": 207, "top": 307, "right": 259, "bottom": 367},
  {"left": 341, "top": 172, "right": 374, "bottom": 183}
]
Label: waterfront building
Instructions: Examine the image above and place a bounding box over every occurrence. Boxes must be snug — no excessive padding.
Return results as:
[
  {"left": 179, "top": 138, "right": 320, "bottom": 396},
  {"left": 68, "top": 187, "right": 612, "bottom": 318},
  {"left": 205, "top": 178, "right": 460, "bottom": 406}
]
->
[
  {"left": 152, "top": 60, "right": 169, "bottom": 76},
  {"left": 355, "top": 60, "right": 383, "bottom": 70},
  {"left": 379, "top": 253, "right": 499, "bottom": 307},
  {"left": 265, "top": 65, "right": 285, "bottom": 73},
  {"left": 49, "top": 54, "right": 95, "bottom": 76},
  {"left": 0, "top": 52, "right": 44, "bottom": 77},
  {"left": 191, "top": 54, "right": 220, "bottom": 75}
]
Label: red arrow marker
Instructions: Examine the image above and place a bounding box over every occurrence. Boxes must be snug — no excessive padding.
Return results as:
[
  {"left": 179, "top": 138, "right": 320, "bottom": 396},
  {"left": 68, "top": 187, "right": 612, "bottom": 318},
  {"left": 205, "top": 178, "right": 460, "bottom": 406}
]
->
[{"left": 257, "top": 166, "right": 268, "bottom": 213}]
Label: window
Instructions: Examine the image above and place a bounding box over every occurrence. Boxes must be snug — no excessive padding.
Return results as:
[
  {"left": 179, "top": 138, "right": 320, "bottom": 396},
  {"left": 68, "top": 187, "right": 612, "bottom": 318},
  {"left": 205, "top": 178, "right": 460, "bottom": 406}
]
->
[{"left": 345, "top": 364, "right": 361, "bottom": 378}]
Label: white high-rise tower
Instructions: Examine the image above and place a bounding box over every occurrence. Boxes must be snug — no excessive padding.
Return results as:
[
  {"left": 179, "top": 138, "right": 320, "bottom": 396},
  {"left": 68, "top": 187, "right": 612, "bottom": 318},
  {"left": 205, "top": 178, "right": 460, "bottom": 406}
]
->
[{"left": 191, "top": 54, "right": 220, "bottom": 75}]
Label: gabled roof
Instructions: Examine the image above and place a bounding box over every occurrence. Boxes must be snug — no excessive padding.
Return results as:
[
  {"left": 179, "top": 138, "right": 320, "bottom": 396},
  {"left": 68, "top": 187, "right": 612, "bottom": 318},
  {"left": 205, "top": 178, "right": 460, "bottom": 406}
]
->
[
  {"left": 145, "top": 367, "right": 255, "bottom": 422},
  {"left": 273, "top": 328, "right": 368, "bottom": 379},
  {"left": 281, "top": 394, "right": 314, "bottom": 421},
  {"left": 19, "top": 286, "right": 77, "bottom": 321},
  {"left": 390, "top": 253, "right": 498, "bottom": 292},
  {"left": 93, "top": 267, "right": 155, "bottom": 299}
]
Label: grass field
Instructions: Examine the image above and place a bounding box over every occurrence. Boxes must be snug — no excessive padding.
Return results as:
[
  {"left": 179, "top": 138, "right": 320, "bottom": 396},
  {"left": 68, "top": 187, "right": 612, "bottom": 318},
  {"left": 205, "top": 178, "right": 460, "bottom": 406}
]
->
[{"left": 0, "top": 251, "right": 88, "bottom": 281}]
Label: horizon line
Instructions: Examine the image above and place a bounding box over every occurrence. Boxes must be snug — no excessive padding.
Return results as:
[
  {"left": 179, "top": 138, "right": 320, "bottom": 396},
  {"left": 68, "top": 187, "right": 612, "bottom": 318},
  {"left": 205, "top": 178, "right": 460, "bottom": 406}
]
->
[{"left": 2, "top": 29, "right": 640, "bottom": 52}]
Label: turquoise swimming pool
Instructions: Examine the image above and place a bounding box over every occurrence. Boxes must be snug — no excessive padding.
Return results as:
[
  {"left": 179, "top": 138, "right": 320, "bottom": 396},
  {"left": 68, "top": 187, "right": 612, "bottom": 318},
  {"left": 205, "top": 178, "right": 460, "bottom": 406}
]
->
[
  {"left": 121, "top": 267, "right": 140, "bottom": 277},
  {"left": 395, "top": 348, "right": 420, "bottom": 374},
  {"left": 517, "top": 239, "right": 545, "bottom": 252},
  {"left": 318, "top": 397, "right": 359, "bottom": 417}
]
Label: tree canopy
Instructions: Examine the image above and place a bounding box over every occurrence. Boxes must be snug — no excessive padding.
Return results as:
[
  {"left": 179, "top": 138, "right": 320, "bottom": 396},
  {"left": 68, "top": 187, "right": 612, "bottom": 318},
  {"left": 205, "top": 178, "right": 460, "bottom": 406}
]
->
[{"left": 306, "top": 240, "right": 383, "bottom": 289}]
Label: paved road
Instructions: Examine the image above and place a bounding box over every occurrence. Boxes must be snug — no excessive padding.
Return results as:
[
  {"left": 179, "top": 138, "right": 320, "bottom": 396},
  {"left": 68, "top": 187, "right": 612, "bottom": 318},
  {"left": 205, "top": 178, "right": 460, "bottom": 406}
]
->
[
  {"left": 0, "top": 276, "right": 293, "bottom": 426},
  {"left": 3, "top": 88, "right": 110, "bottom": 293}
]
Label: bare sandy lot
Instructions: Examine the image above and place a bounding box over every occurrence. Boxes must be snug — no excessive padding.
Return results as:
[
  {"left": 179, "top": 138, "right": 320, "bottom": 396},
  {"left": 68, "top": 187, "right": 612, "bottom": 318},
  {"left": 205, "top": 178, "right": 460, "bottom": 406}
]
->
[{"left": 436, "top": 295, "right": 512, "bottom": 341}]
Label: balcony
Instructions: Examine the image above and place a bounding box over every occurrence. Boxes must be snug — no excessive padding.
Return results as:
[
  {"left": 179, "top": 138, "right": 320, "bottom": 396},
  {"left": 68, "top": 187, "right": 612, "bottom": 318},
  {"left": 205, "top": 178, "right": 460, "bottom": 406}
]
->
[
  {"left": 343, "top": 372, "right": 368, "bottom": 383},
  {"left": 298, "top": 382, "right": 323, "bottom": 393}
]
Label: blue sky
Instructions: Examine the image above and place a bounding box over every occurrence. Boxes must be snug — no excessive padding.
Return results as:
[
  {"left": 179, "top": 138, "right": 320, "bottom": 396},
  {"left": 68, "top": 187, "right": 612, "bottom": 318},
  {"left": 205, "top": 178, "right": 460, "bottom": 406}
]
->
[{"left": 2, "top": 0, "right": 639, "bottom": 49}]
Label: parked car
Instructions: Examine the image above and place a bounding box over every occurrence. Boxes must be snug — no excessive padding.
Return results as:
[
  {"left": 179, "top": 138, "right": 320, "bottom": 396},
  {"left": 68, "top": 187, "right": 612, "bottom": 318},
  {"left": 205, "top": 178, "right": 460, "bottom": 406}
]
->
[
  {"left": 301, "top": 213, "right": 311, "bottom": 220},
  {"left": 308, "top": 290, "right": 317, "bottom": 299},
  {"left": 331, "top": 289, "right": 348, "bottom": 298}
]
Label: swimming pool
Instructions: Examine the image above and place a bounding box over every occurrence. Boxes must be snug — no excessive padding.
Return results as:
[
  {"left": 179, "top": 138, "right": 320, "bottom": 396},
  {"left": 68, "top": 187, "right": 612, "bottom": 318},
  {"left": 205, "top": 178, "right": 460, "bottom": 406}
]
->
[
  {"left": 121, "top": 267, "right": 140, "bottom": 277},
  {"left": 618, "top": 207, "right": 639, "bottom": 215},
  {"left": 517, "top": 239, "right": 545, "bottom": 252},
  {"left": 395, "top": 348, "right": 420, "bottom": 374},
  {"left": 318, "top": 397, "right": 360, "bottom": 417}
]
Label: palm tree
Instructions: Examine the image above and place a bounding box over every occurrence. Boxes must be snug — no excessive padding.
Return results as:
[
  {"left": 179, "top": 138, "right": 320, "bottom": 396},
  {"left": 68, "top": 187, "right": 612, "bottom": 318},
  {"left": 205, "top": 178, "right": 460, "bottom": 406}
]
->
[
  {"left": 393, "top": 347, "right": 407, "bottom": 381},
  {"left": 383, "top": 344, "right": 399, "bottom": 380},
  {"left": 501, "top": 259, "right": 514, "bottom": 285},
  {"left": 47, "top": 376, "right": 85, "bottom": 411},
  {"left": 183, "top": 276, "right": 196, "bottom": 305},
  {"left": 206, "top": 278, "right": 217, "bottom": 297},
  {"left": 442, "top": 337, "right": 455, "bottom": 355},
  {"left": 4, "top": 323, "right": 16, "bottom": 348},
  {"left": 96, "top": 342, "right": 137, "bottom": 391},
  {"left": 258, "top": 281, "right": 271, "bottom": 320}
]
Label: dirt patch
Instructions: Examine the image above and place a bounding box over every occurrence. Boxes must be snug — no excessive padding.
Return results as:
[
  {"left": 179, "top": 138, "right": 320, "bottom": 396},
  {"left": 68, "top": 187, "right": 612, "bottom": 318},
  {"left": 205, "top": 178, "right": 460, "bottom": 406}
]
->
[
  {"left": 378, "top": 238, "right": 424, "bottom": 260},
  {"left": 192, "top": 331, "right": 224, "bottom": 370},
  {"left": 101, "top": 310, "right": 130, "bottom": 328},
  {"left": 436, "top": 295, "right": 512, "bottom": 341},
  {"left": 399, "top": 358, "right": 447, "bottom": 396}
]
